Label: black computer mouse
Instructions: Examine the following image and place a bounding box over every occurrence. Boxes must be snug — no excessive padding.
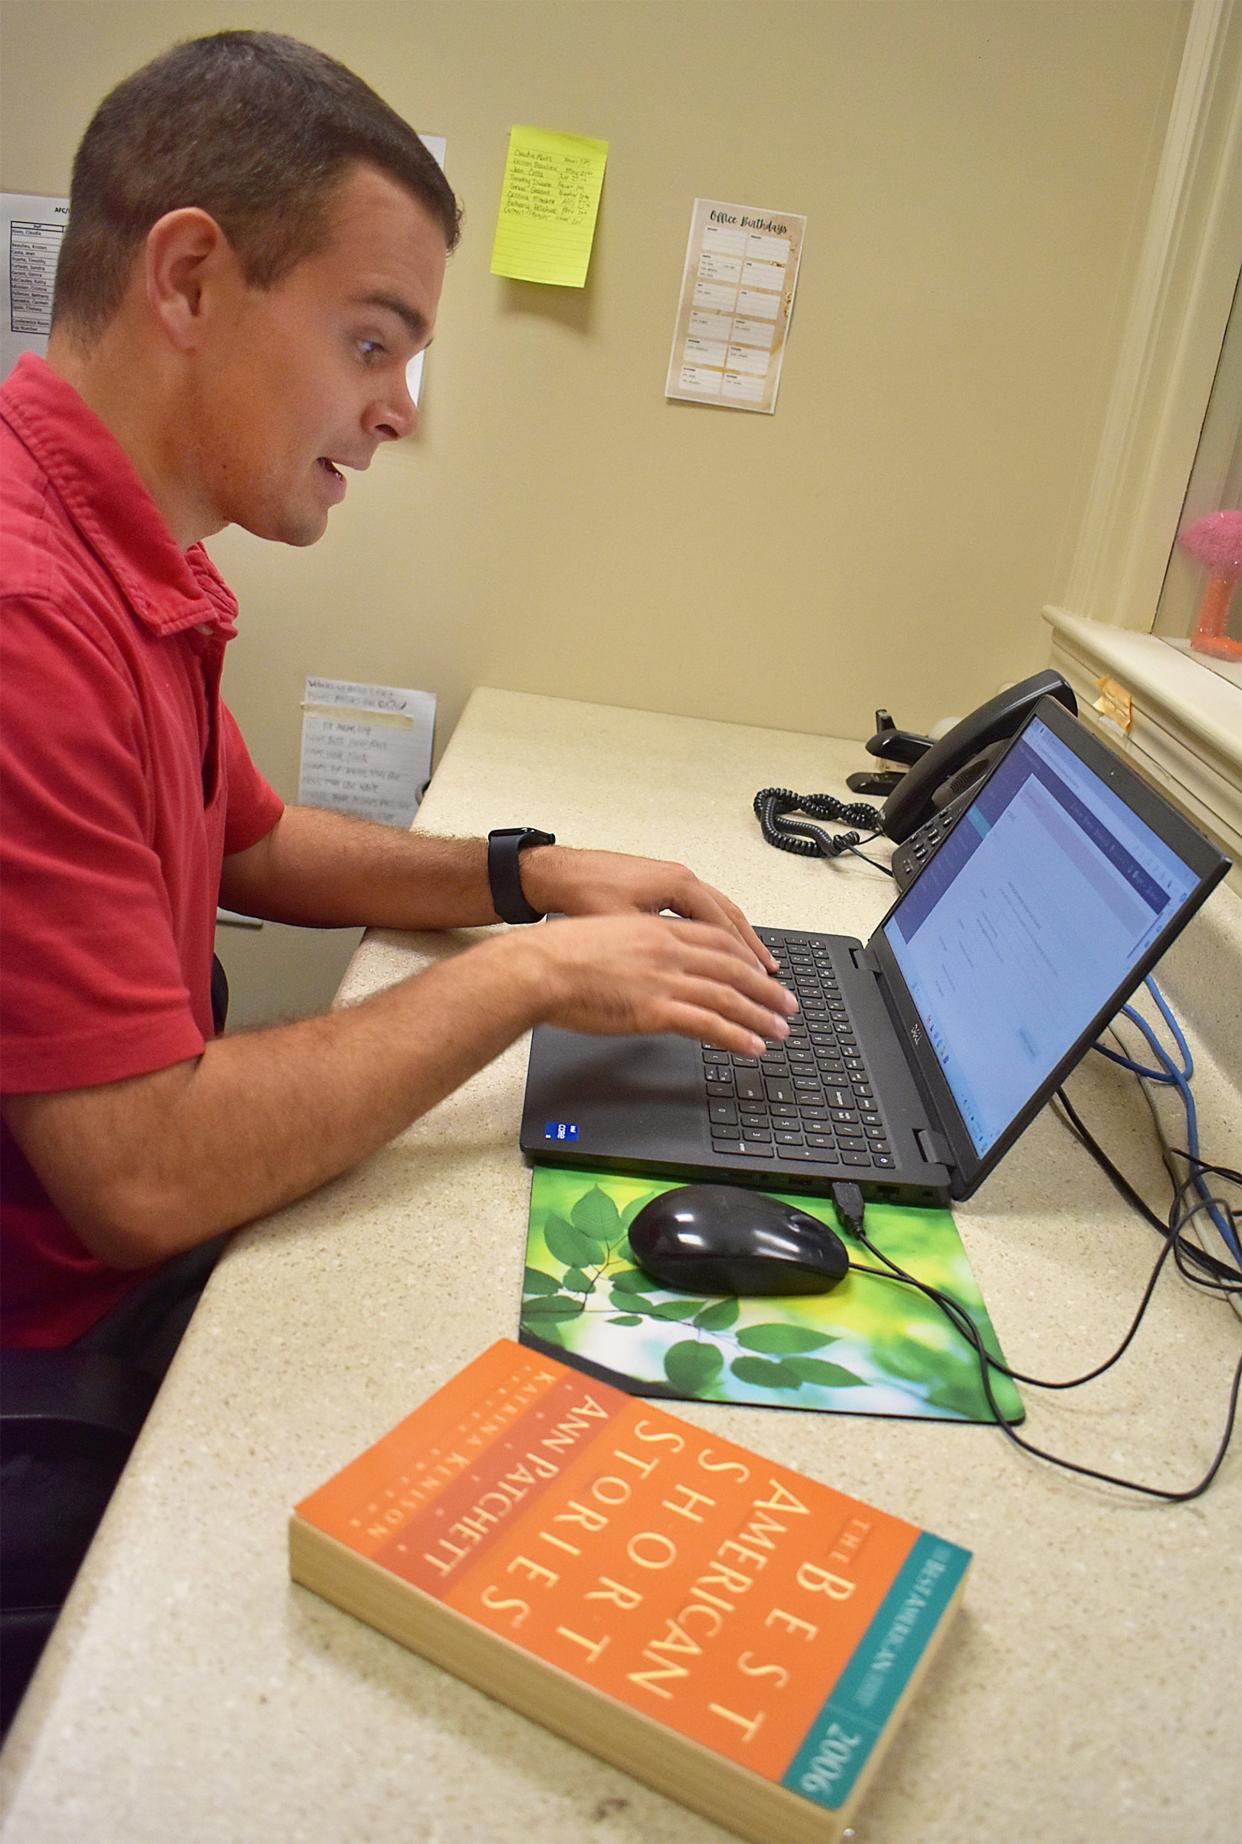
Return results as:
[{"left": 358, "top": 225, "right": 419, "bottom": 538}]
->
[{"left": 627, "top": 1184, "right": 849, "bottom": 1296}]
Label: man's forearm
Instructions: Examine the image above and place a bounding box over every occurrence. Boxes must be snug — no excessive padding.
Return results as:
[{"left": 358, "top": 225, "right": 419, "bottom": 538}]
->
[
  {"left": 8, "top": 931, "right": 549, "bottom": 1266},
  {"left": 5, "top": 912, "right": 795, "bottom": 1270},
  {"left": 219, "top": 805, "right": 502, "bottom": 930},
  {"left": 219, "top": 809, "right": 779, "bottom": 982}
]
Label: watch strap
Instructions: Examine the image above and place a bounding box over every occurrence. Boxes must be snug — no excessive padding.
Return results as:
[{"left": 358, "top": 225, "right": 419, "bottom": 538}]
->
[{"left": 487, "top": 828, "right": 556, "bottom": 924}]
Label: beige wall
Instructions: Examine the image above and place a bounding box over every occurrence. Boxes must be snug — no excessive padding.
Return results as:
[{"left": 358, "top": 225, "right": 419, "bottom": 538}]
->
[
  {"left": 1, "top": 0, "right": 1189, "bottom": 1016},
  {"left": 3, "top": 0, "right": 1191, "bottom": 762}
]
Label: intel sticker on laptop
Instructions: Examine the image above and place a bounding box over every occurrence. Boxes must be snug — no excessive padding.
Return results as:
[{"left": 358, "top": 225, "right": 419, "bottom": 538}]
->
[{"left": 544, "top": 1122, "right": 580, "bottom": 1143}]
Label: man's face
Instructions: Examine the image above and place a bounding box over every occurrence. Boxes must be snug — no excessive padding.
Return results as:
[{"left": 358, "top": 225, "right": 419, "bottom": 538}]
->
[{"left": 188, "top": 164, "right": 446, "bottom": 546}]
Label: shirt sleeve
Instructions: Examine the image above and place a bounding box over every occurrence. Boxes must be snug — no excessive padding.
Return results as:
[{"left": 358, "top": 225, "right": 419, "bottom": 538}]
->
[
  {"left": 1, "top": 596, "right": 212, "bottom": 1094},
  {"left": 220, "top": 702, "right": 284, "bottom": 855}
]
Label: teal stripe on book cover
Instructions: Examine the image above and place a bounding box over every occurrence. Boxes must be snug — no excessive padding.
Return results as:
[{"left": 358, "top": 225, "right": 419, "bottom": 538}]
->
[{"left": 781, "top": 1532, "right": 971, "bottom": 1812}]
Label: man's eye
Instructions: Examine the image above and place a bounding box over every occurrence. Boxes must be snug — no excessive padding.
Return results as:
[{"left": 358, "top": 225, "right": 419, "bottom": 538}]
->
[{"left": 357, "top": 339, "right": 386, "bottom": 362}]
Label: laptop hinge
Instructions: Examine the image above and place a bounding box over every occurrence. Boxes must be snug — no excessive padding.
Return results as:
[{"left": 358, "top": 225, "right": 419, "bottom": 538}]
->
[
  {"left": 915, "top": 1126, "right": 952, "bottom": 1169},
  {"left": 850, "top": 945, "right": 882, "bottom": 977}
]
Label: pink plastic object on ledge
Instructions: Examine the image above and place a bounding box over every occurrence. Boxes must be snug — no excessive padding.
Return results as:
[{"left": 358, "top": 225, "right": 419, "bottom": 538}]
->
[{"left": 1177, "top": 508, "right": 1242, "bottom": 660}]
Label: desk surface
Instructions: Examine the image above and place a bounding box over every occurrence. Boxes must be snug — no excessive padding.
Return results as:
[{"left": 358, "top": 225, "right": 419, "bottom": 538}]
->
[{"left": 3, "top": 688, "right": 1240, "bottom": 1843}]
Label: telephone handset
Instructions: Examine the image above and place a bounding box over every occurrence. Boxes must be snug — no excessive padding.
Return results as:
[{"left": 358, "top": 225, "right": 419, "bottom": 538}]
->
[
  {"left": 753, "top": 670, "right": 1078, "bottom": 889},
  {"left": 881, "top": 668, "right": 1077, "bottom": 841}
]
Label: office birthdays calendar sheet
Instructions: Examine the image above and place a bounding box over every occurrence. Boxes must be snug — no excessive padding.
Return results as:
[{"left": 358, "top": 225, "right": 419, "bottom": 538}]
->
[{"left": 665, "top": 198, "right": 805, "bottom": 414}]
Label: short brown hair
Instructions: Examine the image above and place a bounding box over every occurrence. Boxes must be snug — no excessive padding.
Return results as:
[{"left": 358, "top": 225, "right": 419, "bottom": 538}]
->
[{"left": 53, "top": 30, "right": 461, "bottom": 343}]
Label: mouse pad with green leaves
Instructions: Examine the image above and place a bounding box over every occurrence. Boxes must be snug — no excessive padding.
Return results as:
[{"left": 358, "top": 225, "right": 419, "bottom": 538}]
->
[{"left": 519, "top": 1167, "right": 1024, "bottom": 1424}]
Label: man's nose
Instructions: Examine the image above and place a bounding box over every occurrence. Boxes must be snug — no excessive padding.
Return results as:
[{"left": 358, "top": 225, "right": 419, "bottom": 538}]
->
[{"left": 370, "top": 381, "right": 419, "bottom": 443}]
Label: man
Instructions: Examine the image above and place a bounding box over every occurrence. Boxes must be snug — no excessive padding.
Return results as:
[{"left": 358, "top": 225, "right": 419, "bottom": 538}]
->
[{"left": 0, "top": 31, "right": 794, "bottom": 1362}]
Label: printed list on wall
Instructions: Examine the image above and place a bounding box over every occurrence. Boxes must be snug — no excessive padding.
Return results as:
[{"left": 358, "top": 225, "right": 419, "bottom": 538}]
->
[
  {"left": 490, "top": 125, "right": 609, "bottom": 287},
  {"left": 666, "top": 198, "right": 806, "bottom": 414},
  {"left": 298, "top": 678, "right": 436, "bottom": 831},
  {"left": 1, "top": 193, "right": 69, "bottom": 383}
]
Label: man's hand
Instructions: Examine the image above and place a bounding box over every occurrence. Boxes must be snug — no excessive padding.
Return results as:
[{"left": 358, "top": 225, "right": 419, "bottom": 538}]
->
[
  {"left": 519, "top": 845, "right": 779, "bottom": 974},
  {"left": 509, "top": 912, "right": 795, "bottom": 1057}
]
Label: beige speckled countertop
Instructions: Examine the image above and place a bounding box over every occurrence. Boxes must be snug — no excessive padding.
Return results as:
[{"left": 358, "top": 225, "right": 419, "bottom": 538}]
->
[{"left": 2, "top": 688, "right": 1239, "bottom": 1843}]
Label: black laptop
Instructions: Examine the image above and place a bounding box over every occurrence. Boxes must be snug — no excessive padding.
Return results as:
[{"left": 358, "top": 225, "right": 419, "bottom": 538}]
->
[{"left": 521, "top": 698, "right": 1229, "bottom": 1204}]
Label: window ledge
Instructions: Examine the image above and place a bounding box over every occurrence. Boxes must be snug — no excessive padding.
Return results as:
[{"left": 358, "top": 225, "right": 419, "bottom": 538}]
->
[{"left": 1043, "top": 606, "right": 1242, "bottom": 886}]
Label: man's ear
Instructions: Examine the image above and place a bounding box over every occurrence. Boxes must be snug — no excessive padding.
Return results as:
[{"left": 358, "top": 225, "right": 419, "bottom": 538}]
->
[{"left": 143, "top": 208, "right": 235, "bottom": 351}]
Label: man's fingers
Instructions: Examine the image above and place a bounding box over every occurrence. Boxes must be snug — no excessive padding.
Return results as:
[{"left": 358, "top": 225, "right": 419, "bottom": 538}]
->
[
  {"left": 662, "top": 884, "right": 778, "bottom": 973},
  {"left": 645, "top": 924, "right": 797, "bottom": 1040},
  {"left": 664, "top": 972, "right": 790, "bottom": 1042},
  {"left": 534, "top": 848, "right": 778, "bottom": 975},
  {"left": 532, "top": 913, "right": 794, "bottom": 1050},
  {"left": 660, "top": 1004, "right": 771, "bottom": 1058},
  {"left": 671, "top": 932, "right": 797, "bottom": 1016},
  {"left": 712, "top": 894, "right": 779, "bottom": 974}
]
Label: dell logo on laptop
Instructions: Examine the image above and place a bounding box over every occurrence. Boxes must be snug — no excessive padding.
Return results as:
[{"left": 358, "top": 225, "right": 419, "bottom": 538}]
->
[{"left": 910, "top": 1023, "right": 924, "bottom": 1047}]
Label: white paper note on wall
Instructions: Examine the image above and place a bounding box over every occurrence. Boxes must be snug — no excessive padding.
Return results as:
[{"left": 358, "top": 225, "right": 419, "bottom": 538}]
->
[
  {"left": 298, "top": 677, "right": 436, "bottom": 830},
  {"left": 2, "top": 192, "right": 69, "bottom": 382},
  {"left": 665, "top": 198, "right": 805, "bottom": 415}
]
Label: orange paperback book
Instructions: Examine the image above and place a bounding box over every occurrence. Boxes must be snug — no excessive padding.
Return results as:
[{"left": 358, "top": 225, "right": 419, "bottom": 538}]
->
[{"left": 290, "top": 1339, "right": 971, "bottom": 1844}]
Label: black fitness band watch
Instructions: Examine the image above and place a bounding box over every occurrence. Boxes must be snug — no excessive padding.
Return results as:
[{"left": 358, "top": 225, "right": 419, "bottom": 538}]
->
[{"left": 487, "top": 827, "right": 557, "bottom": 924}]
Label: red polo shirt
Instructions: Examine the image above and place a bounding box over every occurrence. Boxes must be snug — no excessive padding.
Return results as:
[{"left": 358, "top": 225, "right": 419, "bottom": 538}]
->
[{"left": 0, "top": 354, "right": 284, "bottom": 1346}]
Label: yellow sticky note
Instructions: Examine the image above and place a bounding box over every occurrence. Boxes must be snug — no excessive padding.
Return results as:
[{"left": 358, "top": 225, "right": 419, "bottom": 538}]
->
[{"left": 490, "top": 125, "right": 608, "bottom": 287}]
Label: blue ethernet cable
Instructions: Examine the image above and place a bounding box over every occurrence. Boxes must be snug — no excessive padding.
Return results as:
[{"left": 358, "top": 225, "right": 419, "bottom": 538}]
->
[{"left": 1093, "top": 978, "right": 1240, "bottom": 1267}]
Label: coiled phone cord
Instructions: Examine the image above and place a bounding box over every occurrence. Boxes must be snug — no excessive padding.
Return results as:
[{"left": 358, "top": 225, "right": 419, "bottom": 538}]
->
[{"left": 753, "top": 787, "right": 887, "bottom": 866}]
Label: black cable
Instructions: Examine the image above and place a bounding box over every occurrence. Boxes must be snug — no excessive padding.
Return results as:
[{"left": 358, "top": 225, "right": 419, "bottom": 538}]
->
[
  {"left": 850, "top": 1221, "right": 1240, "bottom": 1500},
  {"left": 753, "top": 788, "right": 894, "bottom": 871},
  {"left": 1173, "top": 1154, "right": 1241, "bottom": 1188},
  {"left": 843, "top": 832, "right": 897, "bottom": 878},
  {"left": 1170, "top": 1179, "right": 1242, "bottom": 1295},
  {"left": 1170, "top": 1166, "right": 1242, "bottom": 1285},
  {"left": 1053, "top": 1086, "right": 1240, "bottom": 1287},
  {"left": 829, "top": 1180, "right": 1242, "bottom": 1503},
  {"left": 1166, "top": 1235, "right": 1223, "bottom": 1294},
  {"left": 1052, "top": 1087, "right": 1167, "bottom": 1235},
  {"left": 840, "top": 1178, "right": 1200, "bottom": 1393}
]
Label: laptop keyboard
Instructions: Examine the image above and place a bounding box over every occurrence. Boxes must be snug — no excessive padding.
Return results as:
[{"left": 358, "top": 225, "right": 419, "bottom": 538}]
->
[{"left": 702, "top": 930, "right": 894, "bottom": 1169}]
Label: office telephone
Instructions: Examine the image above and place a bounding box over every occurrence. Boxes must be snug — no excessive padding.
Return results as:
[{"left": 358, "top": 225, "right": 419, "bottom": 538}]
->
[{"left": 755, "top": 669, "right": 1078, "bottom": 889}]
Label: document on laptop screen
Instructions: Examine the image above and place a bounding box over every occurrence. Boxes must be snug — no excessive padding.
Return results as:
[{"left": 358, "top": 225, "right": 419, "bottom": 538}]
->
[{"left": 882, "top": 716, "right": 1200, "bottom": 1157}]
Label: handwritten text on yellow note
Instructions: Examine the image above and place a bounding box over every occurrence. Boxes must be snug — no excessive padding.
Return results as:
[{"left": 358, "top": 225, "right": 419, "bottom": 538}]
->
[{"left": 490, "top": 125, "right": 609, "bottom": 288}]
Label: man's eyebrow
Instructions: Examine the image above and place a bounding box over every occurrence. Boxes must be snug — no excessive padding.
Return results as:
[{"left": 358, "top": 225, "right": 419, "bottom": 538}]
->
[{"left": 353, "top": 292, "right": 432, "bottom": 342}]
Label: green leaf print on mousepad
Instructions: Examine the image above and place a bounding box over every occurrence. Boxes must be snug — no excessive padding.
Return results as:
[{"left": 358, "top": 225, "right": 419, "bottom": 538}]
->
[{"left": 519, "top": 1167, "right": 1023, "bottom": 1423}]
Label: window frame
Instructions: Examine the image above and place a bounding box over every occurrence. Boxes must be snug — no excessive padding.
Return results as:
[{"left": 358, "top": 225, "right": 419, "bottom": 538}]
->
[{"left": 1043, "top": 0, "right": 1242, "bottom": 880}]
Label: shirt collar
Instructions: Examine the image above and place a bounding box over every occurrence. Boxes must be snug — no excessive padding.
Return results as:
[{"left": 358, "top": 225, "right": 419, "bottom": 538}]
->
[{"left": 0, "top": 353, "right": 238, "bottom": 640}]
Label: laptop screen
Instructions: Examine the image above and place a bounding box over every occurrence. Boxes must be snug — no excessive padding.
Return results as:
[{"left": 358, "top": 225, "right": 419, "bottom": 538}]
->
[{"left": 881, "top": 713, "right": 1202, "bottom": 1159}]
